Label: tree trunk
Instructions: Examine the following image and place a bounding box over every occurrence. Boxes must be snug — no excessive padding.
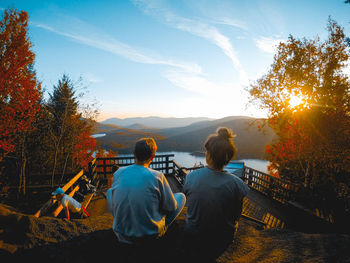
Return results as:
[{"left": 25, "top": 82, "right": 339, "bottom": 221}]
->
[
  {"left": 18, "top": 134, "right": 27, "bottom": 195},
  {"left": 51, "top": 106, "right": 68, "bottom": 187},
  {"left": 20, "top": 158, "right": 27, "bottom": 195},
  {"left": 59, "top": 153, "right": 69, "bottom": 184},
  {"left": 303, "top": 161, "right": 310, "bottom": 188}
]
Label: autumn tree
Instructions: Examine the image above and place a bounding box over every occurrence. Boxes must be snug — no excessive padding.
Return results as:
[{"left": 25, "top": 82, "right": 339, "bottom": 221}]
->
[
  {"left": 46, "top": 75, "right": 96, "bottom": 186},
  {"left": 2, "top": 75, "right": 98, "bottom": 193},
  {"left": 0, "top": 9, "right": 41, "bottom": 162},
  {"left": 0, "top": 9, "right": 42, "bottom": 195},
  {"left": 249, "top": 19, "right": 350, "bottom": 212}
]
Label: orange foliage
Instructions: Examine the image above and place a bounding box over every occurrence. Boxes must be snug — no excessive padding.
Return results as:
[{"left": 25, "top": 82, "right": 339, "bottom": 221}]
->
[
  {"left": 0, "top": 9, "right": 41, "bottom": 159},
  {"left": 73, "top": 130, "right": 97, "bottom": 170}
]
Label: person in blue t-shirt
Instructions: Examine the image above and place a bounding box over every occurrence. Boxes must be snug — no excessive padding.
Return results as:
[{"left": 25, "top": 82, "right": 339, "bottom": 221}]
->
[
  {"left": 183, "top": 127, "right": 249, "bottom": 260},
  {"left": 107, "top": 138, "right": 186, "bottom": 244}
]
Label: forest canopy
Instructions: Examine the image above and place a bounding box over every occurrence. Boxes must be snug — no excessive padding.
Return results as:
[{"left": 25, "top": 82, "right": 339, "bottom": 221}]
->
[{"left": 0, "top": 9, "right": 98, "bottom": 195}]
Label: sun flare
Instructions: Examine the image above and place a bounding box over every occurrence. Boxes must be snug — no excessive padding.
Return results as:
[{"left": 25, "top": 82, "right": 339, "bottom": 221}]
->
[{"left": 288, "top": 94, "right": 304, "bottom": 108}]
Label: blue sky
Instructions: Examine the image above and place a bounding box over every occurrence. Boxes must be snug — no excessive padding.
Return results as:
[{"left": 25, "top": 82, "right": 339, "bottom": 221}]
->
[{"left": 2, "top": 0, "right": 350, "bottom": 121}]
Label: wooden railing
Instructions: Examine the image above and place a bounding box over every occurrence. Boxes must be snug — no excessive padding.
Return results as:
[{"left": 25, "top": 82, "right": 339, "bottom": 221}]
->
[
  {"left": 35, "top": 153, "right": 331, "bottom": 227},
  {"left": 91, "top": 154, "right": 175, "bottom": 180},
  {"left": 34, "top": 154, "right": 178, "bottom": 218},
  {"left": 242, "top": 166, "right": 297, "bottom": 204},
  {"left": 172, "top": 160, "right": 189, "bottom": 185}
]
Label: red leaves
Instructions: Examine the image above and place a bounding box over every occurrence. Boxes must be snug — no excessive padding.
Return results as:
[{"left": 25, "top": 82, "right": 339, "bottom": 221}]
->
[
  {"left": 0, "top": 9, "right": 41, "bottom": 159},
  {"left": 73, "top": 129, "right": 97, "bottom": 170}
]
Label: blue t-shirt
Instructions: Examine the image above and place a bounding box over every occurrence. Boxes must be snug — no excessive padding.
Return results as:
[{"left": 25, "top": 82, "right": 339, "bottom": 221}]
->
[
  {"left": 107, "top": 164, "right": 177, "bottom": 241},
  {"left": 183, "top": 167, "right": 249, "bottom": 235}
]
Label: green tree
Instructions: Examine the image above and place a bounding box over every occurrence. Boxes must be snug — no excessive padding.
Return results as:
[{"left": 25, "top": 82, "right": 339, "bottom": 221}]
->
[
  {"left": 249, "top": 19, "right": 350, "bottom": 212},
  {"left": 46, "top": 75, "right": 96, "bottom": 186}
]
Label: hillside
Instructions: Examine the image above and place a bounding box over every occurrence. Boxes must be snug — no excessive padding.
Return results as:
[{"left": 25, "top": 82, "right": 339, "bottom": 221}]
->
[
  {"left": 95, "top": 116, "right": 275, "bottom": 159},
  {"left": 94, "top": 126, "right": 166, "bottom": 151},
  {"left": 92, "top": 122, "right": 121, "bottom": 133},
  {"left": 101, "top": 116, "right": 213, "bottom": 129}
]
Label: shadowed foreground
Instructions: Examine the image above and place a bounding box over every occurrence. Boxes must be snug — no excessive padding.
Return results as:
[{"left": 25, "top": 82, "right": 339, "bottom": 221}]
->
[{"left": 1, "top": 200, "right": 350, "bottom": 263}]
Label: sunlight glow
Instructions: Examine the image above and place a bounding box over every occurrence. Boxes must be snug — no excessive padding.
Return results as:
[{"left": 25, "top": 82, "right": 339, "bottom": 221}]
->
[{"left": 288, "top": 94, "right": 304, "bottom": 109}]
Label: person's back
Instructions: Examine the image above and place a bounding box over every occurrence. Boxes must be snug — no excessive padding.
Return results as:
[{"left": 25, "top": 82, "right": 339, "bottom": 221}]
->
[
  {"left": 107, "top": 138, "right": 186, "bottom": 244},
  {"left": 183, "top": 127, "right": 249, "bottom": 260},
  {"left": 108, "top": 164, "right": 176, "bottom": 240},
  {"left": 184, "top": 167, "right": 248, "bottom": 235}
]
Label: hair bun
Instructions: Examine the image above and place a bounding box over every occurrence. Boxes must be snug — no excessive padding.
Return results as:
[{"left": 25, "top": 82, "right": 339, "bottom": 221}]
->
[{"left": 216, "top": 127, "right": 235, "bottom": 139}]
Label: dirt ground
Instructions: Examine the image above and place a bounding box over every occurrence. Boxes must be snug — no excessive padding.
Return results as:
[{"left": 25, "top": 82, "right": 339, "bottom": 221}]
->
[{"left": 1, "top": 195, "right": 350, "bottom": 263}]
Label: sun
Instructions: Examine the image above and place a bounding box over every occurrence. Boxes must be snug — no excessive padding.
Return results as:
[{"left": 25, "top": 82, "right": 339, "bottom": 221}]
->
[{"left": 288, "top": 94, "right": 304, "bottom": 108}]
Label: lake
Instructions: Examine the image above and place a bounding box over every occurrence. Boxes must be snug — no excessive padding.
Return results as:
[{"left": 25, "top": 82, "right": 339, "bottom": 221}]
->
[
  {"left": 120, "top": 151, "right": 270, "bottom": 174},
  {"left": 92, "top": 133, "right": 106, "bottom": 138},
  {"left": 92, "top": 134, "right": 270, "bottom": 173}
]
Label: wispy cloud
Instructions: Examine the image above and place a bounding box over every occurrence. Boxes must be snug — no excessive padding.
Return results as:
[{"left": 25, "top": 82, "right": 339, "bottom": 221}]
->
[
  {"left": 165, "top": 70, "right": 219, "bottom": 96},
  {"left": 211, "top": 17, "right": 248, "bottom": 31},
  {"left": 34, "top": 19, "right": 201, "bottom": 74},
  {"left": 132, "top": 0, "right": 248, "bottom": 84},
  {"left": 165, "top": 69, "right": 245, "bottom": 100},
  {"left": 82, "top": 73, "right": 103, "bottom": 84},
  {"left": 255, "top": 36, "right": 284, "bottom": 54}
]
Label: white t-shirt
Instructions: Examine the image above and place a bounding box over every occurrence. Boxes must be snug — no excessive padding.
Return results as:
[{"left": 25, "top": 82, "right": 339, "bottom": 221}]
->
[
  {"left": 61, "top": 195, "right": 82, "bottom": 213},
  {"left": 107, "top": 164, "right": 177, "bottom": 241}
]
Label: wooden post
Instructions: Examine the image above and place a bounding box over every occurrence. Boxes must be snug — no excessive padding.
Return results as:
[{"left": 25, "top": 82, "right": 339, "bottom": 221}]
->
[
  {"left": 248, "top": 168, "right": 253, "bottom": 187},
  {"left": 103, "top": 158, "right": 106, "bottom": 180},
  {"left": 165, "top": 156, "right": 169, "bottom": 175}
]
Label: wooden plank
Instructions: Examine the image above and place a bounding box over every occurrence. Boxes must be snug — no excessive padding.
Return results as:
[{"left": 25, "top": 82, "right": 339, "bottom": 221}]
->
[
  {"left": 81, "top": 193, "right": 94, "bottom": 208},
  {"left": 62, "top": 170, "right": 84, "bottom": 192},
  {"left": 34, "top": 199, "right": 56, "bottom": 218},
  {"left": 270, "top": 216, "right": 277, "bottom": 228},
  {"left": 263, "top": 213, "right": 271, "bottom": 224},
  {"left": 241, "top": 213, "right": 267, "bottom": 226}
]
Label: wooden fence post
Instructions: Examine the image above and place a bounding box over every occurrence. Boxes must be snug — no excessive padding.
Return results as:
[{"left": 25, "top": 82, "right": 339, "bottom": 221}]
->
[{"left": 165, "top": 156, "right": 169, "bottom": 175}]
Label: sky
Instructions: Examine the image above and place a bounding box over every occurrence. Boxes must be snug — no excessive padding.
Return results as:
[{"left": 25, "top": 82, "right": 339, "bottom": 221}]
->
[{"left": 1, "top": 0, "right": 350, "bottom": 121}]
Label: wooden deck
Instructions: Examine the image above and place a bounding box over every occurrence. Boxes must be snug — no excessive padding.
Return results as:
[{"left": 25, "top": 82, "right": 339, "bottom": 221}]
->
[{"left": 243, "top": 190, "right": 286, "bottom": 229}]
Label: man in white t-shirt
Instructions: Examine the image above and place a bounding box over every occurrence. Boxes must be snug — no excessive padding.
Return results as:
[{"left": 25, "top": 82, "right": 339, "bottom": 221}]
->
[{"left": 52, "top": 188, "right": 90, "bottom": 220}]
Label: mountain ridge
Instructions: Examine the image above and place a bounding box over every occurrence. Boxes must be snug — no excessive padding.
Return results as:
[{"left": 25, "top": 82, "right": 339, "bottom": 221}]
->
[
  {"left": 101, "top": 116, "right": 214, "bottom": 129},
  {"left": 95, "top": 116, "right": 275, "bottom": 159}
]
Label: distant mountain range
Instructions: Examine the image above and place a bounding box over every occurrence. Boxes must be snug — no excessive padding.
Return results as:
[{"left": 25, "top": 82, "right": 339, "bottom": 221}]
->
[
  {"left": 101, "top": 116, "right": 214, "bottom": 129},
  {"left": 94, "top": 116, "right": 275, "bottom": 159}
]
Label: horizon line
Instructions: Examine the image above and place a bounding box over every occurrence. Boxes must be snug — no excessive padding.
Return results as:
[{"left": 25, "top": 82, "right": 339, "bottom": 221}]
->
[{"left": 99, "top": 114, "right": 265, "bottom": 122}]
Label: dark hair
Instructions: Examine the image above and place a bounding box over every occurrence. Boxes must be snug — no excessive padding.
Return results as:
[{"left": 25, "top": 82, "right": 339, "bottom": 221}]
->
[
  {"left": 134, "top": 138, "right": 157, "bottom": 162},
  {"left": 204, "top": 127, "right": 237, "bottom": 170}
]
